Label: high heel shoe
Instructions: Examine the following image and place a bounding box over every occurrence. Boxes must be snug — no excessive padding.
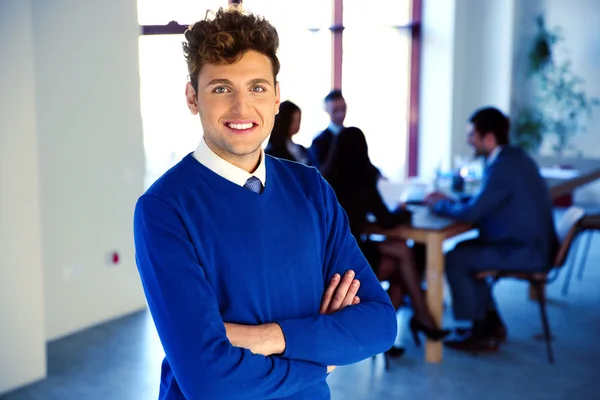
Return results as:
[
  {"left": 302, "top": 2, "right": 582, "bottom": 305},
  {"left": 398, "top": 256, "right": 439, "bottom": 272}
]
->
[
  {"left": 409, "top": 316, "right": 450, "bottom": 347},
  {"left": 384, "top": 346, "right": 406, "bottom": 358}
]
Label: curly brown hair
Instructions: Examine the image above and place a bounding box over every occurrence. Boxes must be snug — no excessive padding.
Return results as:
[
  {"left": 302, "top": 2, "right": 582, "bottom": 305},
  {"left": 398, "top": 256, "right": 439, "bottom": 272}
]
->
[{"left": 182, "top": 4, "right": 280, "bottom": 92}]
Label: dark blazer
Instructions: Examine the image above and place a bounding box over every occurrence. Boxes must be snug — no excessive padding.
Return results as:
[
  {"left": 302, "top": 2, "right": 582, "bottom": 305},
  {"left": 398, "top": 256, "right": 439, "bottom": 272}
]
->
[
  {"left": 309, "top": 128, "right": 335, "bottom": 168},
  {"left": 265, "top": 143, "right": 312, "bottom": 165},
  {"left": 330, "top": 179, "right": 410, "bottom": 242},
  {"left": 329, "top": 177, "right": 412, "bottom": 273},
  {"left": 433, "top": 146, "right": 559, "bottom": 271}
]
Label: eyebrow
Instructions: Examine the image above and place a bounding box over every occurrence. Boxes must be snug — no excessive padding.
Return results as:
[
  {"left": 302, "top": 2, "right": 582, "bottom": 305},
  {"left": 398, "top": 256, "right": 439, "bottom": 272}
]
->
[
  {"left": 248, "top": 78, "right": 274, "bottom": 87},
  {"left": 205, "top": 78, "right": 274, "bottom": 87}
]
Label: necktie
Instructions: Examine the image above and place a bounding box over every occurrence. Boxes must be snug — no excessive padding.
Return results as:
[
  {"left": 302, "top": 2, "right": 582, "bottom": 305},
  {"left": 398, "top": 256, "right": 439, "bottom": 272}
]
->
[{"left": 243, "top": 176, "right": 263, "bottom": 194}]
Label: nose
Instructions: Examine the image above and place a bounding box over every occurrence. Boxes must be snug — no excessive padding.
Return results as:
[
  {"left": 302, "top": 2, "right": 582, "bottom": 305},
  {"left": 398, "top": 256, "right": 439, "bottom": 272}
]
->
[{"left": 230, "top": 91, "right": 250, "bottom": 116}]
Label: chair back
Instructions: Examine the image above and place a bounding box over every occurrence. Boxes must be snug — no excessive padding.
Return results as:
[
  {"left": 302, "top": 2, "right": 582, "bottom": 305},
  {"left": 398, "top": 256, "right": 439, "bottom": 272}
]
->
[
  {"left": 553, "top": 206, "right": 585, "bottom": 267},
  {"left": 581, "top": 213, "right": 600, "bottom": 230}
]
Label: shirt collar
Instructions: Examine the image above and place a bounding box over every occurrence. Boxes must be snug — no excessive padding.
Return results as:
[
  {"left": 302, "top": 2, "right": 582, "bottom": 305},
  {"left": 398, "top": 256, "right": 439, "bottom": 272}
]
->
[
  {"left": 486, "top": 146, "right": 503, "bottom": 167},
  {"left": 193, "top": 137, "right": 267, "bottom": 187},
  {"left": 328, "top": 122, "right": 344, "bottom": 135}
]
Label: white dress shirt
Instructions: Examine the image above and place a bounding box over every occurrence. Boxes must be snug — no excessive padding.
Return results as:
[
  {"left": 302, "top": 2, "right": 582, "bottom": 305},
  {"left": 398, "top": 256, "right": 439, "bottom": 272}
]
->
[
  {"left": 192, "top": 137, "right": 267, "bottom": 187},
  {"left": 486, "top": 146, "right": 503, "bottom": 168},
  {"left": 327, "top": 122, "right": 344, "bottom": 135}
]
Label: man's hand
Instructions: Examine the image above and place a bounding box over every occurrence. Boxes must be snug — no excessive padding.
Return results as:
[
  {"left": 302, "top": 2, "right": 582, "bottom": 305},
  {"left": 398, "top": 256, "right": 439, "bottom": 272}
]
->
[
  {"left": 224, "top": 322, "right": 285, "bottom": 357},
  {"left": 225, "top": 272, "right": 359, "bottom": 375},
  {"left": 320, "top": 270, "right": 361, "bottom": 315},
  {"left": 425, "top": 191, "right": 450, "bottom": 207}
]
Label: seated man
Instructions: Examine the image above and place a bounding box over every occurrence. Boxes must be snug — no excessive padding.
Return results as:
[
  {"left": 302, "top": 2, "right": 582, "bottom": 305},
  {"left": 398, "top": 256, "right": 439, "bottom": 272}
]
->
[{"left": 426, "top": 107, "right": 558, "bottom": 352}]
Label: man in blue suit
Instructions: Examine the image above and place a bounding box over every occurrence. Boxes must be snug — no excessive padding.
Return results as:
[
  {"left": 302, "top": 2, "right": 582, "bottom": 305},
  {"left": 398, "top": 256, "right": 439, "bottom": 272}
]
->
[
  {"left": 426, "top": 107, "right": 558, "bottom": 352},
  {"left": 310, "top": 90, "right": 347, "bottom": 169}
]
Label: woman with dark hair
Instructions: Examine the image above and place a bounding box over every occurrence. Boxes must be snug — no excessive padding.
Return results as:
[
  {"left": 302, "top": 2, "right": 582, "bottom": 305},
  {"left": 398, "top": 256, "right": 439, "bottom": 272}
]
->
[
  {"left": 265, "top": 100, "right": 312, "bottom": 164},
  {"left": 322, "top": 127, "right": 449, "bottom": 355}
]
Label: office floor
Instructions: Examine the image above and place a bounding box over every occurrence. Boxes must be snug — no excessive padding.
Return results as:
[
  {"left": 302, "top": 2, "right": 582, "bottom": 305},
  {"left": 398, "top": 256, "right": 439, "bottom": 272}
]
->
[{"left": 2, "top": 233, "right": 599, "bottom": 400}]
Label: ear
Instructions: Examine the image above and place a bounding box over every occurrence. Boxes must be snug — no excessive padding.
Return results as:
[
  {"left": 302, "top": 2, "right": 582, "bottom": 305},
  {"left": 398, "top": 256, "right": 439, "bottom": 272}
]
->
[
  {"left": 185, "top": 82, "right": 199, "bottom": 115},
  {"left": 483, "top": 131, "right": 496, "bottom": 146},
  {"left": 274, "top": 81, "right": 281, "bottom": 115}
]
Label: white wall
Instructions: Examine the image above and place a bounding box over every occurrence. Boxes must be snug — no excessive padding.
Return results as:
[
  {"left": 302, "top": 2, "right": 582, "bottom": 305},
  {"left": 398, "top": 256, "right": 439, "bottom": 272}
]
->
[
  {"left": 450, "top": 0, "right": 515, "bottom": 159},
  {"left": 0, "top": 0, "right": 47, "bottom": 394},
  {"left": 419, "top": 0, "right": 515, "bottom": 179},
  {"left": 509, "top": 0, "right": 545, "bottom": 119},
  {"left": 31, "top": 0, "right": 147, "bottom": 341},
  {"left": 557, "top": 0, "right": 600, "bottom": 159}
]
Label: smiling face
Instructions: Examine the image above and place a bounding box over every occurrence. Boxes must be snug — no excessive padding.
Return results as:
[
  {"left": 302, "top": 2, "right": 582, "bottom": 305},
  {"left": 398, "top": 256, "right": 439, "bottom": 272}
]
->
[{"left": 186, "top": 50, "right": 281, "bottom": 172}]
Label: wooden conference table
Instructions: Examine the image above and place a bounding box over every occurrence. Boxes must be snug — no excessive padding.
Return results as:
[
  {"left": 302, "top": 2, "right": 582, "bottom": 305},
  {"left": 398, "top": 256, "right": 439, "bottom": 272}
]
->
[{"left": 367, "top": 161, "right": 600, "bottom": 363}]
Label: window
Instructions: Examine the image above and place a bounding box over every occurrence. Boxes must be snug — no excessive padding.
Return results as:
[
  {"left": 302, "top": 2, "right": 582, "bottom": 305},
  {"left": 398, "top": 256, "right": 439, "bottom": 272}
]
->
[
  {"left": 138, "top": 0, "right": 421, "bottom": 186},
  {"left": 342, "top": 27, "right": 412, "bottom": 182},
  {"left": 138, "top": 34, "right": 200, "bottom": 187},
  {"left": 137, "top": 0, "right": 228, "bottom": 25},
  {"left": 344, "top": 0, "right": 412, "bottom": 27},
  {"left": 137, "top": 1, "right": 229, "bottom": 186},
  {"left": 342, "top": 0, "right": 415, "bottom": 181},
  {"left": 243, "top": 0, "right": 332, "bottom": 147},
  {"left": 242, "top": 0, "right": 331, "bottom": 30}
]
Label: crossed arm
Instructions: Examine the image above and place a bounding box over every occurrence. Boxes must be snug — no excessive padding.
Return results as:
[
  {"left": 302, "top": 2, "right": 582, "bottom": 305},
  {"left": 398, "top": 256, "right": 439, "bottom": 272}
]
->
[
  {"left": 224, "top": 270, "right": 362, "bottom": 373},
  {"left": 134, "top": 177, "right": 396, "bottom": 398}
]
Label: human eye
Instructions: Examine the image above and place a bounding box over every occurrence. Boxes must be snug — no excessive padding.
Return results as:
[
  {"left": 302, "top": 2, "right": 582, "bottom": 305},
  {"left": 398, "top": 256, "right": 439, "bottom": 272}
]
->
[
  {"left": 250, "top": 85, "right": 266, "bottom": 93},
  {"left": 213, "top": 86, "right": 230, "bottom": 94}
]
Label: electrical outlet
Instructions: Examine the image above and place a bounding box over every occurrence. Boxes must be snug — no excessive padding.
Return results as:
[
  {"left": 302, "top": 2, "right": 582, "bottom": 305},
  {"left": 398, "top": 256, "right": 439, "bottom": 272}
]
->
[{"left": 105, "top": 251, "right": 120, "bottom": 266}]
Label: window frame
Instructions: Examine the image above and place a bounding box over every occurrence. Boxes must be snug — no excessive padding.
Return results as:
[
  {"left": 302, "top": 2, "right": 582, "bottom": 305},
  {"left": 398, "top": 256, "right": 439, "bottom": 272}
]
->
[{"left": 139, "top": 0, "right": 422, "bottom": 177}]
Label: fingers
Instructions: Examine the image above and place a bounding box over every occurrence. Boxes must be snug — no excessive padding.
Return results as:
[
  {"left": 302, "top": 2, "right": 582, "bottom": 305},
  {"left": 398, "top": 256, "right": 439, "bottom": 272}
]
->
[
  {"left": 328, "top": 270, "right": 355, "bottom": 312},
  {"left": 321, "top": 271, "right": 362, "bottom": 315},
  {"left": 320, "top": 273, "right": 340, "bottom": 314},
  {"left": 341, "top": 279, "right": 360, "bottom": 309}
]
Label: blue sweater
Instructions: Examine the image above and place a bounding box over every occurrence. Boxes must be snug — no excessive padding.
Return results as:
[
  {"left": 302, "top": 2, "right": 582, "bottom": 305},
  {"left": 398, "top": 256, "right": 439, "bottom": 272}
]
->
[{"left": 133, "top": 154, "right": 397, "bottom": 400}]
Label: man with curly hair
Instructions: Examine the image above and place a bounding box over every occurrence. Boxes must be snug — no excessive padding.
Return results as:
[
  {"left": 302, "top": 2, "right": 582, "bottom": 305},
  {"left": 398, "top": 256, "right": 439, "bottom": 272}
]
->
[{"left": 134, "top": 5, "right": 397, "bottom": 399}]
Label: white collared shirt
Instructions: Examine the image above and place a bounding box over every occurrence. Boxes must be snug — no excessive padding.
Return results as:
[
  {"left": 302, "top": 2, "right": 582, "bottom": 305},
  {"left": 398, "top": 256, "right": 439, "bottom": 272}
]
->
[
  {"left": 486, "top": 146, "right": 503, "bottom": 168},
  {"left": 193, "top": 137, "right": 267, "bottom": 187},
  {"left": 327, "top": 122, "right": 344, "bottom": 135}
]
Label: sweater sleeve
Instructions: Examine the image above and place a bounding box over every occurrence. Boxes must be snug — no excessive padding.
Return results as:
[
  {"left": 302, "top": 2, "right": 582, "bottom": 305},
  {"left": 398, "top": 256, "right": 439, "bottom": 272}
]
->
[
  {"left": 134, "top": 195, "right": 326, "bottom": 400},
  {"left": 276, "top": 175, "right": 397, "bottom": 366}
]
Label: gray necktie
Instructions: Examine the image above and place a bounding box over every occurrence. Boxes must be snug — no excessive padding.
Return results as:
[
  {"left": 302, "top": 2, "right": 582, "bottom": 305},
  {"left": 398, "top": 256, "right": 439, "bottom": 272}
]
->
[{"left": 243, "top": 176, "right": 263, "bottom": 194}]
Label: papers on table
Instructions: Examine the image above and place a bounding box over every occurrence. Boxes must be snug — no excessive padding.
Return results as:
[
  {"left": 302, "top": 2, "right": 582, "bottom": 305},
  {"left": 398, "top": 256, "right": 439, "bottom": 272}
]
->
[{"left": 540, "top": 167, "right": 580, "bottom": 180}]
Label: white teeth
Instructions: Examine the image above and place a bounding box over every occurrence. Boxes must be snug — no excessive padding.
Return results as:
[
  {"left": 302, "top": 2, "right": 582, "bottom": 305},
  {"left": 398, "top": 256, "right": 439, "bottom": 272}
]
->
[{"left": 228, "top": 123, "right": 253, "bottom": 130}]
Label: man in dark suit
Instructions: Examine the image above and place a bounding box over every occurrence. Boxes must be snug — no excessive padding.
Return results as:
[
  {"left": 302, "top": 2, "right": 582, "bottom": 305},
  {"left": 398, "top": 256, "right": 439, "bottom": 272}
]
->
[
  {"left": 310, "top": 90, "right": 347, "bottom": 168},
  {"left": 426, "top": 107, "right": 558, "bottom": 352}
]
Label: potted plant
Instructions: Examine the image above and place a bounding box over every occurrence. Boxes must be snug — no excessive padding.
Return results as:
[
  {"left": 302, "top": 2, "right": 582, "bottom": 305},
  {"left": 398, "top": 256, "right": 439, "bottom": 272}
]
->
[{"left": 513, "top": 15, "right": 599, "bottom": 155}]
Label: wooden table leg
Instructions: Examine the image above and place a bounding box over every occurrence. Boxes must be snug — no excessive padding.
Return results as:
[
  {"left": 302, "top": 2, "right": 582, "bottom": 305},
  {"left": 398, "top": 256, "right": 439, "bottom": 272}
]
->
[
  {"left": 529, "top": 283, "right": 545, "bottom": 300},
  {"left": 425, "top": 233, "right": 444, "bottom": 363}
]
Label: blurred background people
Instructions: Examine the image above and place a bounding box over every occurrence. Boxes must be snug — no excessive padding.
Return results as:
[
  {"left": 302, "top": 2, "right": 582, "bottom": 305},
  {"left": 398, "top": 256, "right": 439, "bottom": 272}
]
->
[
  {"left": 323, "top": 127, "right": 449, "bottom": 357},
  {"left": 310, "top": 90, "right": 347, "bottom": 168},
  {"left": 426, "top": 107, "right": 558, "bottom": 353},
  {"left": 265, "top": 100, "right": 312, "bottom": 164}
]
